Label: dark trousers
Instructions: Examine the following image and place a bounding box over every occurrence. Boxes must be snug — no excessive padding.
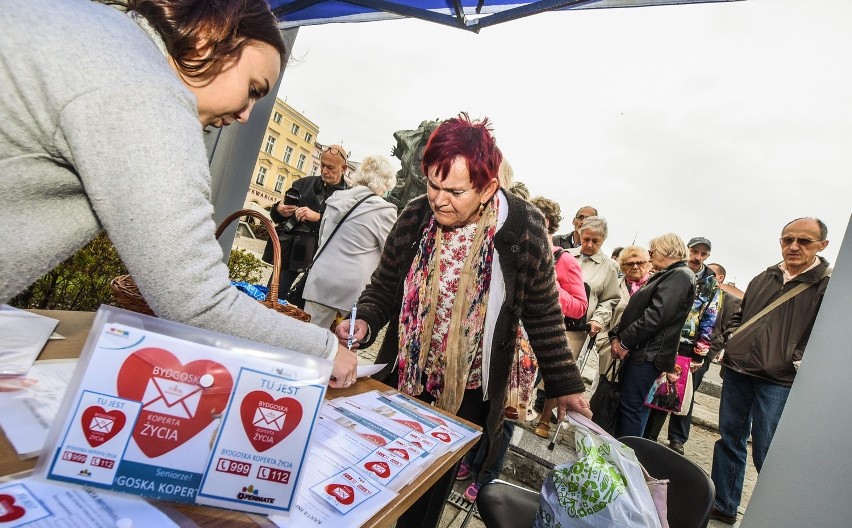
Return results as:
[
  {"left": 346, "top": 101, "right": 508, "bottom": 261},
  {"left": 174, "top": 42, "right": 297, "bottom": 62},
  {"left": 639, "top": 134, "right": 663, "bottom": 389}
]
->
[
  {"left": 613, "top": 360, "right": 661, "bottom": 438},
  {"left": 385, "top": 370, "right": 491, "bottom": 528}
]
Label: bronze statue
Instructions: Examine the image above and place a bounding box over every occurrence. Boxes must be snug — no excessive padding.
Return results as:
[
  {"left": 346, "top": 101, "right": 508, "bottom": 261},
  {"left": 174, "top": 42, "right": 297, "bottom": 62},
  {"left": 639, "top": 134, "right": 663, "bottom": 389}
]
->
[{"left": 386, "top": 119, "right": 441, "bottom": 211}]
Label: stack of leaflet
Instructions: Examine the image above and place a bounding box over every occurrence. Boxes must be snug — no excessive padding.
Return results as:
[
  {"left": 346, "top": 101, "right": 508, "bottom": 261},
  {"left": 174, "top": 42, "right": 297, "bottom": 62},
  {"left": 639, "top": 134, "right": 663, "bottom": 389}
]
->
[{"left": 276, "top": 390, "right": 481, "bottom": 527}]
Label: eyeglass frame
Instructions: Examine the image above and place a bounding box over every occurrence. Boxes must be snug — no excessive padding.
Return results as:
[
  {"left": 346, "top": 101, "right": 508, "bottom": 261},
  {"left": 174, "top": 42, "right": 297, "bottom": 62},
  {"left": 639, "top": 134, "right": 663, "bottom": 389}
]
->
[
  {"left": 622, "top": 260, "right": 648, "bottom": 268},
  {"left": 779, "top": 236, "right": 823, "bottom": 248},
  {"left": 323, "top": 146, "right": 348, "bottom": 161}
]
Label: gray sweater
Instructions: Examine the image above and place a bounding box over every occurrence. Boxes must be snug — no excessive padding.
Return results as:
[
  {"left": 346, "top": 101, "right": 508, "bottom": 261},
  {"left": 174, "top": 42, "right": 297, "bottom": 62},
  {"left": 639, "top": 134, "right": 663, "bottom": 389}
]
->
[{"left": 0, "top": 0, "right": 338, "bottom": 360}]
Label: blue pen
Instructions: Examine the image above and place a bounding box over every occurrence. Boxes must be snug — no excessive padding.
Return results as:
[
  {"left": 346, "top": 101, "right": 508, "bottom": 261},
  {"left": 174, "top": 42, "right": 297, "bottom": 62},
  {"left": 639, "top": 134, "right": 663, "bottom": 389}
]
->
[{"left": 347, "top": 302, "right": 357, "bottom": 350}]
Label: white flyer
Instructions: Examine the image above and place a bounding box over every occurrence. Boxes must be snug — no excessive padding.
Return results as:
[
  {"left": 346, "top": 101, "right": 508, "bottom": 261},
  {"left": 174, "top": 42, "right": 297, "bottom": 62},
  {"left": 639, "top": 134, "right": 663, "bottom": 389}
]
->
[
  {"left": 0, "top": 306, "right": 58, "bottom": 376},
  {"left": 0, "top": 360, "right": 76, "bottom": 458},
  {"left": 310, "top": 467, "right": 381, "bottom": 515},
  {"left": 0, "top": 477, "right": 178, "bottom": 527}
]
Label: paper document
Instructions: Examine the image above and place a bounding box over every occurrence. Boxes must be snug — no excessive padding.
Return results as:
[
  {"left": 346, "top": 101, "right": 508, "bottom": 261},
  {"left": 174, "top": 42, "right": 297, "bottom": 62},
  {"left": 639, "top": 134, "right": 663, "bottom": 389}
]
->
[
  {"left": 356, "top": 363, "right": 386, "bottom": 378},
  {"left": 0, "top": 306, "right": 59, "bottom": 375},
  {"left": 0, "top": 360, "right": 76, "bottom": 458}
]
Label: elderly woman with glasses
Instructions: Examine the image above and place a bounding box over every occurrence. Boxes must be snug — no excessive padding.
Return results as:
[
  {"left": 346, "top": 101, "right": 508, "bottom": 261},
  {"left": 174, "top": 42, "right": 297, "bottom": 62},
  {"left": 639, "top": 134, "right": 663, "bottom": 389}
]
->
[
  {"left": 608, "top": 234, "right": 696, "bottom": 438},
  {"left": 593, "top": 246, "right": 653, "bottom": 388},
  {"left": 336, "top": 113, "right": 591, "bottom": 527}
]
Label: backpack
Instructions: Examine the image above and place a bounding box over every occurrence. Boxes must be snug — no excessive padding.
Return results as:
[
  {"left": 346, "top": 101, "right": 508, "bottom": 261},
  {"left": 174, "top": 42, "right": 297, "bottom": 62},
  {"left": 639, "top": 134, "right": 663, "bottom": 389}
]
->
[{"left": 554, "top": 249, "right": 591, "bottom": 332}]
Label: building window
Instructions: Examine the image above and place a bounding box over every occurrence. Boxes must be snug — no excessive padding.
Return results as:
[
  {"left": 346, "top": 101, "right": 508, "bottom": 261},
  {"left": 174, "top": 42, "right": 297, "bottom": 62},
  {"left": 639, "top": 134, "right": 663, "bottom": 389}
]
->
[
  {"left": 255, "top": 166, "right": 267, "bottom": 185},
  {"left": 274, "top": 175, "right": 285, "bottom": 193},
  {"left": 291, "top": 123, "right": 300, "bottom": 135},
  {"left": 283, "top": 145, "right": 293, "bottom": 164},
  {"left": 263, "top": 135, "right": 276, "bottom": 155},
  {"left": 304, "top": 132, "right": 313, "bottom": 143},
  {"left": 273, "top": 111, "right": 282, "bottom": 124},
  {"left": 296, "top": 153, "right": 306, "bottom": 171}
]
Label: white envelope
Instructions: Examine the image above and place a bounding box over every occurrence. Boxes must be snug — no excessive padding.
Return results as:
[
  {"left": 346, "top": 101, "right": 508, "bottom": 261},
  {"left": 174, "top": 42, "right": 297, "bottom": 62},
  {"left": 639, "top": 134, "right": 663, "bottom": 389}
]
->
[
  {"left": 141, "top": 377, "right": 202, "bottom": 419},
  {"left": 89, "top": 416, "right": 114, "bottom": 434},
  {"left": 253, "top": 407, "right": 285, "bottom": 431}
]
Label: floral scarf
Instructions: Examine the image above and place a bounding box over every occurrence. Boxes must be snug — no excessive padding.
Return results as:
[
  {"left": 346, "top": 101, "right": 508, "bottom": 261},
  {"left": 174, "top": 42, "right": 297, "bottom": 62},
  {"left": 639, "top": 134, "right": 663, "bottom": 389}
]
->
[{"left": 396, "top": 198, "right": 497, "bottom": 414}]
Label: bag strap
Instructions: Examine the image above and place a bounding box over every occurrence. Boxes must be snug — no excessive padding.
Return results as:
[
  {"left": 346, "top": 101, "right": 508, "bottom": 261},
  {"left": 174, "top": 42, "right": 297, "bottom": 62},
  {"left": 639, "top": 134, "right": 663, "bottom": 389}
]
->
[
  {"left": 302, "top": 193, "right": 373, "bottom": 272},
  {"left": 730, "top": 266, "right": 832, "bottom": 339}
]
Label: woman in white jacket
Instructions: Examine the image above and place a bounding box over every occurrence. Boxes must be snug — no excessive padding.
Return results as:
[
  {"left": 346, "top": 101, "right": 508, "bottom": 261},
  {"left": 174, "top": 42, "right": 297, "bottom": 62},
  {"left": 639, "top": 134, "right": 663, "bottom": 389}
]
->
[{"left": 303, "top": 156, "right": 398, "bottom": 328}]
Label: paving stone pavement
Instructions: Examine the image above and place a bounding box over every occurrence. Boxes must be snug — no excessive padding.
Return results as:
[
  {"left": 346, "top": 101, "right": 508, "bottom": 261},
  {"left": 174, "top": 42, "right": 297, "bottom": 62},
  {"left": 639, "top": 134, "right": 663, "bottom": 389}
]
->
[{"left": 356, "top": 330, "right": 757, "bottom": 527}]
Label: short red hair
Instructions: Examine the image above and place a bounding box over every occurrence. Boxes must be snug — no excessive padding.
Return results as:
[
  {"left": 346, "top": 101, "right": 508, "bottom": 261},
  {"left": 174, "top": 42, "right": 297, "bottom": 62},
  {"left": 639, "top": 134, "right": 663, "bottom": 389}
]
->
[{"left": 421, "top": 113, "right": 502, "bottom": 191}]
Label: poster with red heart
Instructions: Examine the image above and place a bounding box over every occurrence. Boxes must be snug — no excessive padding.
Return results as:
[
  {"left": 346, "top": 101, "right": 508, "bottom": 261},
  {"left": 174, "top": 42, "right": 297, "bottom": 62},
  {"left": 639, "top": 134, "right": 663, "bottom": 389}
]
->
[
  {"left": 40, "top": 310, "right": 332, "bottom": 517},
  {"left": 357, "top": 447, "right": 412, "bottom": 487},
  {"left": 311, "top": 468, "right": 380, "bottom": 514},
  {"left": 196, "top": 366, "right": 325, "bottom": 516},
  {"left": 47, "top": 391, "right": 141, "bottom": 486}
]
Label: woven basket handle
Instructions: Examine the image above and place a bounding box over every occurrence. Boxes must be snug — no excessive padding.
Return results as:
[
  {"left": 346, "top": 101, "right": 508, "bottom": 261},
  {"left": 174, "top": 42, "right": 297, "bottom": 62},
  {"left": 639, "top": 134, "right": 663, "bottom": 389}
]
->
[{"left": 215, "top": 209, "right": 281, "bottom": 304}]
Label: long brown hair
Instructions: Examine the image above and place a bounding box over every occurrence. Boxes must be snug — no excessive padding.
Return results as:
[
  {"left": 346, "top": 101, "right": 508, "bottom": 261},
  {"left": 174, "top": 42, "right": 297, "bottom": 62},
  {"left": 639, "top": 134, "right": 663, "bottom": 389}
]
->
[{"left": 125, "top": 0, "right": 286, "bottom": 80}]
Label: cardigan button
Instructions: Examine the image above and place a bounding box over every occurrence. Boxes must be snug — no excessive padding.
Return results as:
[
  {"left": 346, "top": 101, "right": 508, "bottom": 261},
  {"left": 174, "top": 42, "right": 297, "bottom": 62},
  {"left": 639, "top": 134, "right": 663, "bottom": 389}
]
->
[{"left": 510, "top": 244, "right": 520, "bottom": 253}]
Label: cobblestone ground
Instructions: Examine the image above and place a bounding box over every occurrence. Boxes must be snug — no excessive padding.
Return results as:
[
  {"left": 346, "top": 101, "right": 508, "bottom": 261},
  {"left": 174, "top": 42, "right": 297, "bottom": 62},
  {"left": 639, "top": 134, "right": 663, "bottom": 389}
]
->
[{"left": 357, "top": 328, "right": 757, "bottom": 527}]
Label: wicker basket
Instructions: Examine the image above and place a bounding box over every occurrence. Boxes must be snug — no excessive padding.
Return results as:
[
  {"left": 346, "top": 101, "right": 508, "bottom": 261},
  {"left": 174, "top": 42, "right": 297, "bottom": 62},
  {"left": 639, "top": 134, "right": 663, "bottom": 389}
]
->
[{"left": 110, "top": 209, "right": 310, "bottom": 323}]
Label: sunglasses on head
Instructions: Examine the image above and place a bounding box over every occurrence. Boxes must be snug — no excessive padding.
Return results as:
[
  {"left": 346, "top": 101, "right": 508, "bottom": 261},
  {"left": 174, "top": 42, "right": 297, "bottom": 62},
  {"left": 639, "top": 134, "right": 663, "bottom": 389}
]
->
[
  {"left": 780, "top": 236, "right": 822, "bottom": 247},
  {"left": 323, "top": 146, "right": 347, "bottom": 161}
]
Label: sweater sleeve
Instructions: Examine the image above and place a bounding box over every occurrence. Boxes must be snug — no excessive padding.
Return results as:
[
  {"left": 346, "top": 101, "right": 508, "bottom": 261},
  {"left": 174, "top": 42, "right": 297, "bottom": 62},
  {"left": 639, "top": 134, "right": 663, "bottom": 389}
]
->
[
  {"left": 555, "top": 250, "right": 588, "bottom": 319},
  {"left": 58, "top": 86, "right": 338, "bottom": 360}
]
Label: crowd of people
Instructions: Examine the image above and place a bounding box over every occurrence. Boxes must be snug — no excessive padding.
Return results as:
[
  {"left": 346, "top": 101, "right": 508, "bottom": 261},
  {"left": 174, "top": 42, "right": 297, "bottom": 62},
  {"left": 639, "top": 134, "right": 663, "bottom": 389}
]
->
[{"left": 0, "top": 2, "right": 833, "bottom": 527}]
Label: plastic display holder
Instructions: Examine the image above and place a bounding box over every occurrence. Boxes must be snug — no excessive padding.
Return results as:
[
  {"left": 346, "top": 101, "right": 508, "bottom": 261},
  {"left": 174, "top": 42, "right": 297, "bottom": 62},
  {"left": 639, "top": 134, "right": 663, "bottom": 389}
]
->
[{"left": 34, "top": 305, "right": 332, "bottom": 520}]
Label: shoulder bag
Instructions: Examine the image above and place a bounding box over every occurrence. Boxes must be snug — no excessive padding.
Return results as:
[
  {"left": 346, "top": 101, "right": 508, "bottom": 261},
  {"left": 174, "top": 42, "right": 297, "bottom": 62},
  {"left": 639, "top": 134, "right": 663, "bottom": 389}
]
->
[{"left": 285, "top": 194, "right": 373, "bottom": 308}]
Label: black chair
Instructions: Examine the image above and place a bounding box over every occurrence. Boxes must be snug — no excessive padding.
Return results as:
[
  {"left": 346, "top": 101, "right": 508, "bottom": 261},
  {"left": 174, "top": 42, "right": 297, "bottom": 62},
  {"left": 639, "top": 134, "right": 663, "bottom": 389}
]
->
[
  {"left": 476, "top": 437, "right": 715, "bottom": 528},
  {"left": 619, "top": 435, "right": 716, "bottom": 528},
  {"left": 476, "top": 479, "right": 540, "bottom": 528}
]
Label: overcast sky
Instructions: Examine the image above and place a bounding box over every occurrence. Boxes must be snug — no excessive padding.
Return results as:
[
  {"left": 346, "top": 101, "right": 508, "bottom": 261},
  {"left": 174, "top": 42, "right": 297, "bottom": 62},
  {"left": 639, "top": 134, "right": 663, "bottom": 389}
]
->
[{"left": 275, "top": 0, "right": 851, "bottom": 287}]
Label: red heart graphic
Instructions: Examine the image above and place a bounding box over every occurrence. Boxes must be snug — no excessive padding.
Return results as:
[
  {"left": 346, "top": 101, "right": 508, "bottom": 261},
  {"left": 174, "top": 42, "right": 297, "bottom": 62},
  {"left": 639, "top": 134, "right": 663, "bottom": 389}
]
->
[
  {"left": 116, "top": 348, "right": 232, "bottom": 458},
  {"left": 363, "top": 461, "right": 390, "bottom": 479},
  {"left": 393, "top": 419, "right": 424, "bottom": 433},
  {"left": 81, "top": 406, "right": 126, "bottom": 448},
  {"left": 431, "top": 431, "right": 451, "bottom": 443},
  {"left": 324, "top": 484, "right": 355, "bottom": 505},
  {"left": 240, "top": 391, "right": 303, "bottom": 452},
  {"left": 388, "top": 447, "right": 409, "bottom": 460},
  {"left": 0, "top": 494, "right": 25, "bottom": 522}
]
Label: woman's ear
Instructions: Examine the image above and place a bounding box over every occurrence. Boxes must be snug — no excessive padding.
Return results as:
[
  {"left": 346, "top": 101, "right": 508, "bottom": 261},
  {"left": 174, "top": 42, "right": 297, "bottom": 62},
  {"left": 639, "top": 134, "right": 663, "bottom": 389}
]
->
[{"left": 481, "top": 177, "right": 499, "bottom": 203}]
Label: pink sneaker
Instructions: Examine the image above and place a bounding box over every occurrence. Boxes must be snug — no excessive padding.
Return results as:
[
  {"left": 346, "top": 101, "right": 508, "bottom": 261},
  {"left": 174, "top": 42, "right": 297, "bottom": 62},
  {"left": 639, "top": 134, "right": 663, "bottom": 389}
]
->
[
  {"left": 455, "top": 462, "right": 472, "bottom": 481},
  {"left": 463, "top": 482, "right": 481, "bottom": 502}
]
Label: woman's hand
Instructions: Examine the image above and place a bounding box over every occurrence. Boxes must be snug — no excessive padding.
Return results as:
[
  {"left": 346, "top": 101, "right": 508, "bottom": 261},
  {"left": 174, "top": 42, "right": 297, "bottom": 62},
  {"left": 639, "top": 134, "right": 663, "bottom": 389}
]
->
[
  {"left": 610, "top": 338, "right": 629, "bottom": 360},
  {"left": 329, "top": 344, "right": 358, "bottom": 389},
  {"left": 555, "top": 393, "right": 592, "bottom": 421},
  {"left": 335, "top": 318, "right": 369, "bottom": 349}
]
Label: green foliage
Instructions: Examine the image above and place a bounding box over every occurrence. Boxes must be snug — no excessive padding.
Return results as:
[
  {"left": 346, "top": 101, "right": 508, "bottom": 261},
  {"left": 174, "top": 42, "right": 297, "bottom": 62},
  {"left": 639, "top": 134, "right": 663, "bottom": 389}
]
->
[
  {"left": 9, "top": 236, "right": 267, "bottom": 311},
  {"left": 227, "top": 248, "right": 265, "bottom": 284},
  {"left": 9, "top": 233, "right": 128, "bottom": 311}
]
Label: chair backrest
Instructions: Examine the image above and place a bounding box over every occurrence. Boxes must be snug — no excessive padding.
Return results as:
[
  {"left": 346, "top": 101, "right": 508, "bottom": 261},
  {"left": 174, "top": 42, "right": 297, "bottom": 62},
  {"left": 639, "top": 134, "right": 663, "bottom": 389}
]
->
[{"left": 619, "top": 436, "right": 715, "bottom": 528}]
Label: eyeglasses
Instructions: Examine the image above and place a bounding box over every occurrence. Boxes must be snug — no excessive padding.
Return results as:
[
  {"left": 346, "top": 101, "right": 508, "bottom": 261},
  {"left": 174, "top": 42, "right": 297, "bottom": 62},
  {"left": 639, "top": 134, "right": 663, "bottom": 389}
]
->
[
  {"left": 648, "top": 249, "right": 656, "bottom": 258},
  {"left": 575, "top": 214, "right": 589, "bottom": 221},
  {"left": 780, "top": 236, "right": 822, "bottom": 247},
  {"left": 323, "top": 146, "right": 348, "bottom": 161},
  {"left": 623, "top": 261, "right": 648, "bottom": 268}
]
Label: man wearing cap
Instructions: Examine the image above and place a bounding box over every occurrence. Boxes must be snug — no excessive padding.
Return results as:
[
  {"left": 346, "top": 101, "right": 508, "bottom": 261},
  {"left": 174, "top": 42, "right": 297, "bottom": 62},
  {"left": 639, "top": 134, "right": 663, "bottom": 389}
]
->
[
  {"left": 264, "top": 144, "right": 350, "bottom": 297},
  {"left": 643, "top": 236, "right": 719, "bottom": 454},
  {"left": 553, "top": 205, "right": 597, "bottom": 249}
]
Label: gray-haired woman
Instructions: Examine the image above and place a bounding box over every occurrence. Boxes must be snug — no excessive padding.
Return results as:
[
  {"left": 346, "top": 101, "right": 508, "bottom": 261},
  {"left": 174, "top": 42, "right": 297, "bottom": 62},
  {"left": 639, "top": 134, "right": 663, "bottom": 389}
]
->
[{"left": 303, "top": 155, "right": 399, "bottom": 328}]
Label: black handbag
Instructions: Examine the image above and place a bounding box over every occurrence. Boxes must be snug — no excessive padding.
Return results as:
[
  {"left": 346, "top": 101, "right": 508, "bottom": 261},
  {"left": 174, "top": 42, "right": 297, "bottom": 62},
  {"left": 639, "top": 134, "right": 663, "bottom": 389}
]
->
[
  {"left": 589, "top": 360, "right": 623, "bottom": 434},
  {"left": 285, "top": 194, "right": 373, "bottom": 308},
  {"left": 554, "top": 249, "right": 591, "bottom": 332}
]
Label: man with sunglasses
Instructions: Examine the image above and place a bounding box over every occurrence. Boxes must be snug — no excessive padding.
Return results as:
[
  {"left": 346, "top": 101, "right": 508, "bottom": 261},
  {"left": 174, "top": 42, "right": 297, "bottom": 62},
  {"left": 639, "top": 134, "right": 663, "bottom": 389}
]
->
[
  {"left": 709, "top": 217, "right": 831, "bottom": 525},
  {"left": 644, "top": 236, "right": 719, "bottom": 454},
  {"left": 553, "top": 205, "right": 597, "bottom": 249},
  {"left": 265, "top": 144, "right": 350, "bottom": 299}
]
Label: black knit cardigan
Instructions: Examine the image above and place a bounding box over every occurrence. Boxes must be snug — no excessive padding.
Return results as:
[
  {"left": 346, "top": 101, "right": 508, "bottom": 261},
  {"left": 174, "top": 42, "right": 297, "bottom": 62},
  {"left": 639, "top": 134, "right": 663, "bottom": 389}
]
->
[{"left": 356, "top": 192, "right": 584, "bottom": 467}]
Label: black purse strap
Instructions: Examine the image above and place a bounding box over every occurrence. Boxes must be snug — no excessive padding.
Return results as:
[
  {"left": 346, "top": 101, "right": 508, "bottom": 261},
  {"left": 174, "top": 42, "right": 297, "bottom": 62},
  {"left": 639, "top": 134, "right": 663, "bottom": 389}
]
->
[{"left": 302, "top": 193, "right": 373, "bottom": 272}]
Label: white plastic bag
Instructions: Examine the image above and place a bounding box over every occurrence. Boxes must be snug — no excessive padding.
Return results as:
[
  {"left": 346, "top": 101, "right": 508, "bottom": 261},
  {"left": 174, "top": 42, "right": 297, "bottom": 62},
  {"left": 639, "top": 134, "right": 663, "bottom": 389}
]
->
[{"left": 534, "top": 412, "right": 664, "bottom": 528}]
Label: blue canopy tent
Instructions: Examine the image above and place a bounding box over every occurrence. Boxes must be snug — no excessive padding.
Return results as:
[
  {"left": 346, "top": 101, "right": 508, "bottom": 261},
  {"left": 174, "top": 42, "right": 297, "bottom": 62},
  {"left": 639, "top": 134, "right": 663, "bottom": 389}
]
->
[{"left": 269, "top": 0, "right": 740, "bottom": 32}]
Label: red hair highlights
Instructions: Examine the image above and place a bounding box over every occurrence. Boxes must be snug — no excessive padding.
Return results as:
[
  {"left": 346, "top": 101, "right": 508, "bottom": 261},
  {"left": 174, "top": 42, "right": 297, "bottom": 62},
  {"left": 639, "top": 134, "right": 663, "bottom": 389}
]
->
[{"left": 421, "top": 113, "right": 502, "bottom": 191}]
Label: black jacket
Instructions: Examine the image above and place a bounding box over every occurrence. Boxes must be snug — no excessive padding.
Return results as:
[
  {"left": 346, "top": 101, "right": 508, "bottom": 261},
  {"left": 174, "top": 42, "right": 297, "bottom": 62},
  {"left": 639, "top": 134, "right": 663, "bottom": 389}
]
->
[{"left": 610, "top": 261, "right": 696, "bottom": 372}]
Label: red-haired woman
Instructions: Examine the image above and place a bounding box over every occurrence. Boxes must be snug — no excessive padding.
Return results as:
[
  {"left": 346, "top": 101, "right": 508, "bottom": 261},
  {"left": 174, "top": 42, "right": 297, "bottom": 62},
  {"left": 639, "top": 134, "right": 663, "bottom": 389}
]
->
[{"left": 336, "top": 113, "right": 591, "bottom": 527}]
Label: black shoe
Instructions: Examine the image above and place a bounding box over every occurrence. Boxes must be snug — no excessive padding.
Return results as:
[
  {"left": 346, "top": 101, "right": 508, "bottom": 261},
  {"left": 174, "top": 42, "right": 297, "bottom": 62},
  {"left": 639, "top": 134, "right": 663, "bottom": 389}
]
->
[
  {"left": 668, "top": 441, "right": 685, "bottom": 455},
  {"left": 709, "top": 506, "right": 737, "bottom": 525}
]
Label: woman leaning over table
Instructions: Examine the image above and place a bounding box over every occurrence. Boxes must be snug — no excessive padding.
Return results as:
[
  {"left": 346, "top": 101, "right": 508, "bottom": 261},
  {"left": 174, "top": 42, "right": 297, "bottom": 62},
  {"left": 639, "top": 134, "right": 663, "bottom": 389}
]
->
[
  {"left": 336, "top": 114, "right": 591, "bottom": 528},
  {"left": 0, "top": 0, "right": 357, "bottom": 387},
  {"left": 608, "top": 234, "right": 695, "bottom": 438}
]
